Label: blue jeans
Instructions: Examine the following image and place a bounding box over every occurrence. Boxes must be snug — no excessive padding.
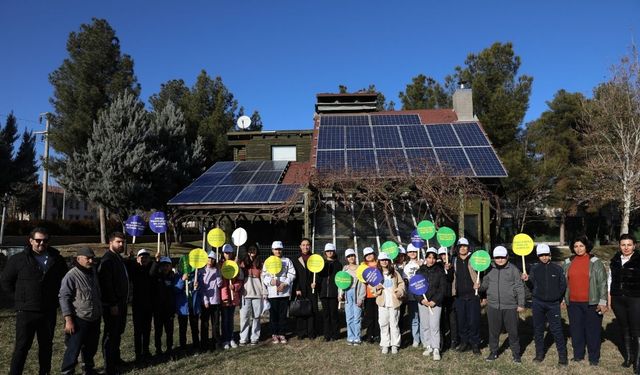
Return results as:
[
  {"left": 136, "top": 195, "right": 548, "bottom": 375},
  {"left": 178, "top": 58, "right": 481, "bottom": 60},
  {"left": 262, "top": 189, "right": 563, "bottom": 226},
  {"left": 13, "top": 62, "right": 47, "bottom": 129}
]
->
[
  {"left": 407, "top": 300, "right": 421, "bottom": 344},
  {"left": 345, "top": 288, "right": 362, "bottom": 342},
  {"left": 221, "top": 306, "right": 236, "bottom": 343}
]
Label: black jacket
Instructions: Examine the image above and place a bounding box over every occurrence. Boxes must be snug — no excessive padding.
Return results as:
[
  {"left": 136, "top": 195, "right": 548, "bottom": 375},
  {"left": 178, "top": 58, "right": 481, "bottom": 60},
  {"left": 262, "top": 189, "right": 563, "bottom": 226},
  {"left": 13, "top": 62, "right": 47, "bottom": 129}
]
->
[
  {"left": 1, "top": 245, "right": 68, "bottom": 312},
  {"left": 126, "top": 259, "right": 153, "bottom": 310},
  {"left": 98, "top": 250, "right": 129, "bottom": 307},
  {"left": 526, "top": 261, "right": 566, "bottom": 302},
  {"left": 150, "top": 261, "right": 176, "bottom": 317},
  {"left": 610, "top": 251, "right": 640, "bottom": 298},
  {"left": 317, "top": 259, "right": 342, "bottom": 298},
  {"left": 292, "top": 255, "right": 316, "bottom": 300},
  {"left": 413, "top": 263, "right": 446, "bottom": 306}
]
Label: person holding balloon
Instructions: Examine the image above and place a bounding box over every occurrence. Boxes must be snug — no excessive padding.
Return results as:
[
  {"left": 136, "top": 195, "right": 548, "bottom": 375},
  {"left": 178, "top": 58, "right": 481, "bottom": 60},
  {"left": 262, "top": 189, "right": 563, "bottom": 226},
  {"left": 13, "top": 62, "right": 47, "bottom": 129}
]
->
[
  {"left": 238, "top": 243, "right": 266, "bottom": 346},
  {"left": 413, "top": 248, "right": 445, "bottom": 361},
  {"left": 404, "top": 244, "right": 423, "bottom": 348},
  {"left": 220, "top": 244, "right": 244, "bottom": 349},
  {"left": 361, "top": 247, "right": 380, "bottom": 344},
  {"left": 201, "top": 251, "right": 223, "bottom": 351},
  {"left": 338, "top": 248, "right": 365, "bottom": 345},
  {"left": 317, "top": 243, "right": 342, "bottom": 341},
  {"left": 451, "top": 238, "right": 482, "bottom": 355},
  {"left": 375, "top": 252, "right": 406, "bottom": 354},
  {"left": 262, "top": 241, "right": 296, "bottom": 344}
]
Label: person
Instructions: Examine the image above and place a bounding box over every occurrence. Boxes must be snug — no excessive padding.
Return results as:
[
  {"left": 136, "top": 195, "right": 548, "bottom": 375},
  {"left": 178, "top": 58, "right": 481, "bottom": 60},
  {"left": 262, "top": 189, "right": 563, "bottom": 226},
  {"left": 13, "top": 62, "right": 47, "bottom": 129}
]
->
[
  {"left": 361, "top": 247, "right": 380, "bottom": 343},
  {"left": 262, "top": 240, "right": 296, "bottom": 344},
  {"left": 149, "top": 255, "right": 176, "bottom": 357},
  {"left": 317, "top": 243, "right": 342, "bottom": 341},
  {"left": 451, "top": 237, "right": 482, "bottom": 354},
  {"left": 1, "top": 227, "right": 68, "bottom": 375},
  {"left": 175, "top": 255, "right": 204, "bottom": 351},
  {"left": 563, "top": 236, "right": 608, "bottom": 366},
  {"left": 127, "top": 249, "right": 154, "bottom": 362},
  {"left": 339, "top": 248, "right": 365, "bottom": 345},
  {"left": 291, "top": 238, "right": 319, "bottom": 340},
  {"left": 220, "top": 244, "right": 244, "bottom": 349},
  {"left": 404, "top": 244, "right": 423, "bottom": 348},
  {"left": 608, "top": 233, "right": 640, "bottom": 373},
  {"left": 59, "top": 248, "right": 102, "bottom": 375},
  {"left": 414, "top": 248, "right": 445, "bottom": 361},
  {"left": 201, "top": 250, "right": 222, "bottom": 350},
  {"left": 521, "top": 244, "right": 567, "bottom": 365},
  {"left": 438, "top": 246, "right": 458, "bottom": 351},
  {"left": 238, "top": 243, "right": 266, "bottom": 346},
  {"left": 375, "top": 252, "right": 405, "bottom": 354},
  {"left": 477, "top": 246, "right": 525, "bottom": 363},
  {"left": 98, "top": 232, "right": 130, "bottom": 375}
]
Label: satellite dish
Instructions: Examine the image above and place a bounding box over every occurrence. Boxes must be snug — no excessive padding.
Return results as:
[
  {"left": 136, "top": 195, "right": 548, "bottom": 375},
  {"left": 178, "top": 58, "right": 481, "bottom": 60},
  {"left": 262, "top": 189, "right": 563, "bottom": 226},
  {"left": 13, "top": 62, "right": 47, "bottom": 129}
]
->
[{"left": 237, "top": 115, "right": 252, "bottom": 129}]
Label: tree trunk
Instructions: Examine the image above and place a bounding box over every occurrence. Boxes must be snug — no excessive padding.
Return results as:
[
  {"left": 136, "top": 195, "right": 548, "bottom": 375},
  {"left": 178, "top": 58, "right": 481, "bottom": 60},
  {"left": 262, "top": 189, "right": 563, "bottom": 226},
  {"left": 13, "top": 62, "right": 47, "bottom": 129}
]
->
[
  {"left": 99, "top": 205, "right": 107, "bottom": 244},
  {"left": 621, "top": 186, "right": 631, "bottom": 235},
  {"left": 559, "top": 214, "right": 566, "bottom": 245}
]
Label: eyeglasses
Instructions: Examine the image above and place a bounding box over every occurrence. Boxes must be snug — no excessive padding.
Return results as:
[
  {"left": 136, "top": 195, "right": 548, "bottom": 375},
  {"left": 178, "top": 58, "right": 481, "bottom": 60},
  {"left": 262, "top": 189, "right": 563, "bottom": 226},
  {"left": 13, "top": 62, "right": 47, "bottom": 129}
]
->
[{"left": 32, "top": 238, "right": 48, "bottom": 244}]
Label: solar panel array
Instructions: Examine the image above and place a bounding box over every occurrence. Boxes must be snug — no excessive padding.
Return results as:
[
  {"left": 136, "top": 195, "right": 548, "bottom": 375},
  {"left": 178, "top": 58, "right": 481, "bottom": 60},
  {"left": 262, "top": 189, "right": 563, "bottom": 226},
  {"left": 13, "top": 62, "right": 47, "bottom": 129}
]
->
[
  {"left": 316, "top": 115, "right": 506, "bottom": 177},
  {"left": 168, "top": 161, "right": 302, "bottom": 205}
]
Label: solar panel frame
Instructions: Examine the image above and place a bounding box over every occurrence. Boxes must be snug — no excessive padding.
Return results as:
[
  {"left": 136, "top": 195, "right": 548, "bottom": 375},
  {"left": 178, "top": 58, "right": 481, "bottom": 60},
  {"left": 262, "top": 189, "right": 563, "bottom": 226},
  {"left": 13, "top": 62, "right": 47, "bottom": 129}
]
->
[
  {"left": 427, "top": 124, "right": 461, "bottom": 147},
  {"left": 346, "top": 126, "right": 373, "bottom": 149},
  {"left": 373, "top": 126, "right": 403, "bottom": 148},
  {"left": 454, "top": 123, "right": 490, "bottom": 146},
  {"left": 464, "top": 147, "right": 507, "bottom": 177}
]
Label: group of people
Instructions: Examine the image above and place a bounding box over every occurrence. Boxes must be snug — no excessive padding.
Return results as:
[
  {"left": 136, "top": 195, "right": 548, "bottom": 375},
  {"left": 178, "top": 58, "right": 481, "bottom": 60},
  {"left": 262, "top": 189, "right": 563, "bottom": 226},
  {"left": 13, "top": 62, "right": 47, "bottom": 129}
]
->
[{"left": 1, "top": 228, "right": 639, "bottom": 374}]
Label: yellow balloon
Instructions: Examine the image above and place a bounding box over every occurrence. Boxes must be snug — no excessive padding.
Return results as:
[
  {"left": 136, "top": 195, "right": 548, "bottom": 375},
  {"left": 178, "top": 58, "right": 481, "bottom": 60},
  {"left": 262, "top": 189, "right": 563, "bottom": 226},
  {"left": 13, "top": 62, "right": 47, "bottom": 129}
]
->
[
  {"left": 264, "top": 255, "right": 283, "bottom": 275},
  {"left": 356, "top": 263, "right": 368, "bottom": 283},
  {"left": 307, "top": 254, "right": 325, "bottom": 273},
  {"left": 207, "top": 228, "right": 225, "bottom": 248},
  {"left": 188, "top": 248, "right": 208, "bottom": 269},
  {"left": 512, "top": 233, "right": 534, "bottom": 256},
  {"left": 221, "top": 260, "right": 239, "bottom": 280}
]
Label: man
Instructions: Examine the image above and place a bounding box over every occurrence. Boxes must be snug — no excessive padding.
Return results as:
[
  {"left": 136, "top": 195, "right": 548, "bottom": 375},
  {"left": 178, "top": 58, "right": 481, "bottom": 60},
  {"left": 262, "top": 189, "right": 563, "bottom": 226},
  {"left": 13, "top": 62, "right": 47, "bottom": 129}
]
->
[
  {"left": 127, "top": 249, "right": 154, "bottom": 362},
  {"left": 291, "top": 238, "right": 319, "bottom": 340},
  {"left": 98, "top": 232, "right": 129, "bottom": 375},
  {"left": 450, "top": 237, "right": 482, "bottom": 354},
  {"left": 1, "top": 227, "right": 68, "bottom": 375},
  {"left": 59, "top": 248, "right": 102, "bottom": 375},
  {"left": 522, "top": 244, "right": 568, "bottom": 365}
]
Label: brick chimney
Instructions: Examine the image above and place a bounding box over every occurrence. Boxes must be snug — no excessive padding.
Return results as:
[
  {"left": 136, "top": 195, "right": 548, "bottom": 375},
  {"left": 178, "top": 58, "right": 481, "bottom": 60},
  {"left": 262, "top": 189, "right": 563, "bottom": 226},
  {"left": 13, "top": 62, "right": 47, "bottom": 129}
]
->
[{"left": 452, "top": 82, "right": 477, "bottom": 121}]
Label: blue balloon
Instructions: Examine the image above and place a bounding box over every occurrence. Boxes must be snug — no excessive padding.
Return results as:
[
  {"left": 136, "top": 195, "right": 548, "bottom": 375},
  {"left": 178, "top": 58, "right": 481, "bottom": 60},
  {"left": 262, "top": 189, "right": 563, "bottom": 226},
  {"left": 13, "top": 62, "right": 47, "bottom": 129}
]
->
[
  {"left": 411, "top": 229, "right": 425, "bottom": 249},
  {"left": 125, "top": 215, "right": 145, "bottom": 237},
  {"left": 362, "top": 267, "right": 384, "bottom": 286},
  {"left": 408, "top": 274, "right": 430, "bottom": 295},
  {"left": 149, "top": 211, "right": 167, "bottom": 234}
]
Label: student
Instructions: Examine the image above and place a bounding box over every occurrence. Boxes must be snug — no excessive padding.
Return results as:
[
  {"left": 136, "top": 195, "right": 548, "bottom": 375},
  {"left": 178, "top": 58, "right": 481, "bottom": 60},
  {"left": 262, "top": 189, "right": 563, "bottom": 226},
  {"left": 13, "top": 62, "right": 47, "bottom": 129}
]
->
[
  {"left": 239, "top": 244, "right": 266, "bottom": 346},
  {"left": 150, "top": 256, "right": 176, "bottom": 357},
  {"left": 376, "top": 252, "right": 406, "bottom": 354},
  {"left": 201, "top": 251, "right": 222, "bottom": 350},
  {"left": 262, "top": 241, "right": 296, "bottom": 344},
  {"left": 339, "top": 248, "right": 365, "bottom": 345},
  {"left": 126, "top": 249, "right": 154, "bottom": 362},
  {"left": 414, "top": 249, "right": 445, "bottom": 361},
  {"left": 451, "top": 238, "right": 482, "bottom": 354},
  {"left": 220, "top": 244, "right": 244, "bottom": 349},
  {"left": 175, "top": 256, "right": 204, "bottom": 351},
  {"left": 478, "top": 246, "right": 525, "bottom": 363},
  {"left": 318, "top": 243, "right": 342, "bottom": 341},
  {"left": 361, "top": 247, "right": 380, "bottom": 343},
  {"left": 404, "top": 244, "right": 423, "bottom": 348},
  {"left": 521, "top": 244, "right": 567, "bottom": 365},
  {"left": 438, "top": 246, "right": 458, "bottom": 351},
  {"left": 291, "top": 238, "right": 319, "bottom": 340}
]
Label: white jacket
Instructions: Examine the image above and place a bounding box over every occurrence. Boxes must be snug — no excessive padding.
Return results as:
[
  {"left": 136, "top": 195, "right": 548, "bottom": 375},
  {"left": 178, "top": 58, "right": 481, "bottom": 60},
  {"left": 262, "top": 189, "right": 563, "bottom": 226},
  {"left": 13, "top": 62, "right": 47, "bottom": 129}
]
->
[{"left": 261, "top": 257, "right": 296, "bottom": 298}]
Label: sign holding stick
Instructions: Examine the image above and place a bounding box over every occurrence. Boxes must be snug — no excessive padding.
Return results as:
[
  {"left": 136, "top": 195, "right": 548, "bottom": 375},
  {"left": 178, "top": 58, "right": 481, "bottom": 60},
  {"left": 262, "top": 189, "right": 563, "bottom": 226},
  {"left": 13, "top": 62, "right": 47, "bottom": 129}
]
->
[
  {"left": 409, "top": 274, "right": 433, "bottom": 315},
  {"left": 149, "top": 212, "right": 167, "bottom": 256},
  {"left": 221, "top": 260, "right": 239, "bottom": 301},
  {"left": 512, "top": 233, "right": 534, "bottom": 275},
  {"left": 307, "top": 254, "right": 324, "bottom": 294},
  {"left": 231, "top": 227, "right": 248, "bottom": 259},
  {"left": 207, "top": 228, "right": 225, "bottom": 260},
  {"left": 469, "top": 250, "right": 491, "bottom": 296},
  {"left": 436, "top": 226, "right": 456, "bottom": 264}
]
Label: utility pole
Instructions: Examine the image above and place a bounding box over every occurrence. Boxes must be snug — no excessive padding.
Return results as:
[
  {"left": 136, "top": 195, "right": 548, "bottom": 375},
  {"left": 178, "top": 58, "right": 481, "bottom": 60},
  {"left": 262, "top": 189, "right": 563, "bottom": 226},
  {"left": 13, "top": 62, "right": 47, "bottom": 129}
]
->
[{"left": 35, "top": 113, "right": 50, "bottom": 220}]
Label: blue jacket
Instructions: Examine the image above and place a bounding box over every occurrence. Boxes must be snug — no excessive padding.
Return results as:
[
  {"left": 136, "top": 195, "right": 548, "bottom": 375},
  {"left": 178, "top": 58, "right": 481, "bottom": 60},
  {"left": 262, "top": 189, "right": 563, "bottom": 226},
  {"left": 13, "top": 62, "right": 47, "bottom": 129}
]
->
[{"left": 174, "top": 270, "right": 204, "bottom": 316}]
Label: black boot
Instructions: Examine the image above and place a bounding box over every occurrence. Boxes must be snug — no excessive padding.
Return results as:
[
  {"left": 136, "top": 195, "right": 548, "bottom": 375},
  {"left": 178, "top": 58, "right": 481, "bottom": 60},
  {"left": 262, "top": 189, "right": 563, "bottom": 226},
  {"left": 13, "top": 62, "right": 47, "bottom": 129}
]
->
[
  {"left": 635, "top": 337, "right": 640, "bottom": 375},
  {"left": 623, "top": 334, "right": 632, "bottom": 367}
]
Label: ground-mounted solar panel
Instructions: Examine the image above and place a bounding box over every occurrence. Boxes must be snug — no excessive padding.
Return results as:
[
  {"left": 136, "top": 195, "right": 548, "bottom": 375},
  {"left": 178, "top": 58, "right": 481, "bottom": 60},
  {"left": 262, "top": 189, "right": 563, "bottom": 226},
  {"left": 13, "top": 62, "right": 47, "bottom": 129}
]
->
[
  {"left": 373, "top": 126, "right": 403, "bottom": 148},
  {"left": 464, "top": 147, "right": 507, "bottom": 177},
  {"left": 370, "top": 114, "right": 421, "bottom": 125},
  {"left": 190, "top": 173, "right": 227, "bottom": 187},
  {"left": 346, "top": 149, "right": 376, "bottom": 172},
  {"left": 235, "top": 185, "right": 276, "bottom": 203},
  {"left": 406, "top": 148, "right": 437, "bottom": 173},
  {"left": 202, "top": 185, "right": 241, "bottom": 203},
  {"left": 168, "top": 186, "right": 213, "bottom": 205},
  {"left": 454, "top": 123, "right": 490, "bottom": 146},
  {"left": 317, "top": 150, "right": 345, "bottom": 172},
  {"left": 233, "top": 160, "right": 264, "bottom": 172},
  {"left": 269, "top": 184, "right": 302, "bottom": 203},
  {"left": 259, "top": 160, "right": 289, "bottom": 171},
  {"left": 206, "top": 161, "right": 238, "bottom": 174},
  {"left": 219, "top": 171, "right": 255, "bottom": 186},
  {"left": 377, "top": 149, "right": 409, "bottom": 173},
  {"left": 249, "top": 171, "right": 283, "bottom": 184},
  {"left": 435, "top": 148, "right": 473, "bottom": 175},
  {"left": 318, "top": 126, "right": 345, "bottom": 149},
  {"left": 427, "top": 124, "right": 460, "bottom": 147},
  {"left": 320, "top": 115, "right": 369, "bottom": 126},
  {"left": 346, "top": 126, "right": 373, "bottom": 149},
  {"left": 399, "top": 125, "right": 431, "bottom": 148}
]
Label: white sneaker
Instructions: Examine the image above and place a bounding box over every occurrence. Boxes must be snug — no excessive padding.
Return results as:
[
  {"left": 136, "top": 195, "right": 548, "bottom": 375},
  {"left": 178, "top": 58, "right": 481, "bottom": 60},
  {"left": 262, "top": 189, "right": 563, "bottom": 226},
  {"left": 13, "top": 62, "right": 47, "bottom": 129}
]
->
[
  {"left": 391, "top": 346, "right": 398, "bottom": 354},
  {"left": 422, "top": 345, "right": 433, "bottom": 356},
  {"left": 433, "top": 349, "right": 441, "bottom": 361},
  {"left": 223, "top": 343, "right": 230, "bottom": 350},
  {"left": 381, "top": 346, "right": 389, "bottom": 354},
  {"left": 412, "top": 341, "right": 420, "bottom": 348},
  {"left": 230, "top": 340, "right": 238, "bottom": 348}
]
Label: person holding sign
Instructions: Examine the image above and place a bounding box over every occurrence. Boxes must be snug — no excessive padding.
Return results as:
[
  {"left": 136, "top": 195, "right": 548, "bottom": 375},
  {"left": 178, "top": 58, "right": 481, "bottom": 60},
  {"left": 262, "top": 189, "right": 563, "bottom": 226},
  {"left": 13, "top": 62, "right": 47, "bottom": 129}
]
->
[
  {"left": 361, "top": 247, "right": 380, "bottom": 344},
  {"left": 239, "top": 244, "right": 266, "bottom": 346},
  {"left": 338, "top": 249, "right": 365, "bottom": 345},
  {"left": 404, "top": 244, "right": 423, "bottom": 348},
  {"left": 220, "top": 244, "right": 244, "bottom": 350},
  {"left": 201, "top": 251, "right": 222, "bottom": 351},
  {"left": 476, "top": 246, "right": 525, "bottom": 363},
  {"left": 438, "top": 246, "right": 458, "bottom": 351},
  {"left": 291, "top": 238, "right": 319, "bottom": 341},
  {"left": 261, "top": 241, "right": 296, "bottom": 344},
  {"left": 451, "top": 238, "right": 482, "bottom": 355},
  {"left": 563, "top": 236, "right": 608, "bottom": 366},
  {"left": 149, "top": 256, "right": 176, "bottom": 358},
  {"left": 375, "top": 252, "right": 405, "bottom": 354},
  {"left": 521, "top": 244, "right": 567, "bottom": 365},
  {"left": 317, "top": 244, "right": 342, "bottom": 342},
  {"left": 414, "top": 249, "right": 445, "bottom": 360},
  {"left": 175, "top": 255, "right": 203, "bottom": 352}
]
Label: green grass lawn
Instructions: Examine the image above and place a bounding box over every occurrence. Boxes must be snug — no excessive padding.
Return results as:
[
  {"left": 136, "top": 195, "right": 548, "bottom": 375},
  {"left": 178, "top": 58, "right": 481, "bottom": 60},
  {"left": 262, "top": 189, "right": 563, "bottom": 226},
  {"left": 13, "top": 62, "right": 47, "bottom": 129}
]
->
[{"left": 0, "top": 306, "right": 631, "bottom": 375}]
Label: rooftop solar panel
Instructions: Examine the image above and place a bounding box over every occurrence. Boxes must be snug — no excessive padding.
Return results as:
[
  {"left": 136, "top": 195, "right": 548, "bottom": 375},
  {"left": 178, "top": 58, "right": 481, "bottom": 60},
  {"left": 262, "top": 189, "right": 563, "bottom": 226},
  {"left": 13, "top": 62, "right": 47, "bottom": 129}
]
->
[
  {"left": 219, "top": 171, "right": 255, "bottom": 186},
  {"left": 259, "top": 160, "right": 290, "bottom": 171},
  {"left": 399, "top": 125, "right": 432, "bottom": 148},
  {"left": 249, "top": 171, "right": 283, "bottom": 185},
  {"left": 320, "top": 115, "right": 369, "bottom": 126},
  {"left": 376, "top": 149, "right": 409, "bottom": 173},
  {"left": 190, "top": 172, "right": 227, "bottom": 187},
  {"left": 464, "top": 147, "right": 507, "bottom": 177},
  {"left": 235, "top": 185, "right": 276, "bottom": 203},
  {"left": 454, "top": 123, "right": 490, "bottom": 146},
  {"left": 234, "top": 161, "right": 264, "bottom": 172},
  {"left": 435, "top": 148, "right": 473, "bottom": 175},
  {"left": 318, "top": 126, "right": 345, "bottom": 149},
  {"left": 371, "top": 114, "right": 421, "bottom": 125},
  {"left": 202, "top": 185, "right": 241, "bottom": 203},
  {"left": 270, "top": 184, "right": 301, "bottom": 203},
  {"left": 406, "top": 148, "right": 437, "bottom": 173},
  {"left": 373, "top": 126, "right": 403, "bottom": 148},
  {"left": 206, "top": 161, "right": 237, "bottom": 173},
  {"left": 168, "top": 186, "right": 213, "bottom": 205},
  {"left": 427, "top": 124, "right": 460, "bottom": 147},
  {"left": 347, "top": 149, "right": 376, "bottom": 172},
  {"left": 317, "top": 150, "right": 345, "bottom": 172},
  {"left": 346, "top": 126, "right": 373, "bottom": 149}
]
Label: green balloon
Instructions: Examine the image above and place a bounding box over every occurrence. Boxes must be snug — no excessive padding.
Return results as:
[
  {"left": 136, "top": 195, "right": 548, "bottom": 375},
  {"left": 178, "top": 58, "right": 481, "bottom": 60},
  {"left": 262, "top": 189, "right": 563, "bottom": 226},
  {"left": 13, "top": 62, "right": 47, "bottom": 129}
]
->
[
  {"left": 436, "top": 226, "right": 456, "bottom": 247},
  {"left": 469, "top": 250, "right": 492, "bottom": 272},
  {"left": 380, "top": 241, "right": 399, "bottom": 260},
  {"left": 179, "top": 255, "right": 194, "bottom": 274},
  {"left": 334, "top": 271, "right": 353, "bottom": 290},
  {"left": 417, "top": 220, "right": 436, "bottom": 240}
]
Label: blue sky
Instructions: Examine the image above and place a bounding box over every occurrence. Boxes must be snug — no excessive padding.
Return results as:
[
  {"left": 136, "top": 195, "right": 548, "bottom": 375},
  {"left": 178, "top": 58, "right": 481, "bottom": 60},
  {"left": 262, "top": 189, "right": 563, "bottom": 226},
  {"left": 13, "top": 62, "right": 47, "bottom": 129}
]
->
[{"left": 1, "top": 0, "right": 638, "bottom": 165}]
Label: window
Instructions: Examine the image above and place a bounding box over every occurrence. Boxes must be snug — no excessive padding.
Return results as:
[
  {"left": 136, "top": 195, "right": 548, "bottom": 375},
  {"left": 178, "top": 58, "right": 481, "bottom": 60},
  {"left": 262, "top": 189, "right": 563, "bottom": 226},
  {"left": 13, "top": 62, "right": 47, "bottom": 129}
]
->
[{"left": 271, "top": 146, "right": 297, "bottom": 161}]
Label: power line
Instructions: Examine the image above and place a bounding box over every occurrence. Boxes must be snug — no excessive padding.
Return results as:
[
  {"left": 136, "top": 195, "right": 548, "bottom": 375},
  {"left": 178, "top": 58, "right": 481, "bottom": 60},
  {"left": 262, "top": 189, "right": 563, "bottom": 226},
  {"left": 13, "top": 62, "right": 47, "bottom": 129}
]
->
[{"left": 0, "top": 113, "right": 44, "bottom": 125}]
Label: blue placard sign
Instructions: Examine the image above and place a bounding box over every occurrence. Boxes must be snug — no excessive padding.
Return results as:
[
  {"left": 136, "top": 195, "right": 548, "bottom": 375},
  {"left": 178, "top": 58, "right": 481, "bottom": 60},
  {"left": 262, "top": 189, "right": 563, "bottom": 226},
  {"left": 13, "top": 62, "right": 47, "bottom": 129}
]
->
[
  {"left": 362, "top": 267, "right": 384, "bottom": 286},
  {"left": 149, "top": 211, "right": 167, "bottom": 234},
  {"left": 411, "top": 229, "right": 425, "bottom": 249},
  {"left": 408, "top": 274, "right": 430, "bottom": 295},
  {"left": 125, "top": 215, "right": 145, "bottom": 237}
]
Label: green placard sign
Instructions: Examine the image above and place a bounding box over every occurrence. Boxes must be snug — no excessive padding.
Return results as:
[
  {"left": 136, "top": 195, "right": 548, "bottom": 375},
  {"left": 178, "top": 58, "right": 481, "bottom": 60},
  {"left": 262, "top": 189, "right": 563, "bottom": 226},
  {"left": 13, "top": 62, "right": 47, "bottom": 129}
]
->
[
  {"left": 436, "top": 227, "right": 456, "bottom": 247},
  {"left": 334, "top": 271, "right": 353, "bottom": 290},
  {"left": 417, "top": 220, "right": 436, "bottom": 240},
  {"left": 178, "top": 255, "right": 194, "bottom": 275},
  {"left": 469, "top": 250, "right": 492, "bottom": 272},
  {"left": 380, "top": 241, "right": 399, "bottom": 260}
]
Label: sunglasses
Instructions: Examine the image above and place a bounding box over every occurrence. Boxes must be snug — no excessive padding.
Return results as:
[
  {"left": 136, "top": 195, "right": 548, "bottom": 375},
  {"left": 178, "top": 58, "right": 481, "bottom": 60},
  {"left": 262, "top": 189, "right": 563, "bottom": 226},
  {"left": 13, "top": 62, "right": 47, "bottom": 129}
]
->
[{"left": 32, "top": 238, "right": 48, "bottom": 244}]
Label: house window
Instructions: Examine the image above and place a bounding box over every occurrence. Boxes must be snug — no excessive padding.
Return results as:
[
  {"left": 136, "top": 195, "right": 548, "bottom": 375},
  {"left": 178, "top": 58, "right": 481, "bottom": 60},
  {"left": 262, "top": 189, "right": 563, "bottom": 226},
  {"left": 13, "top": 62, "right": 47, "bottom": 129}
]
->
[{"left": 271, "top": 146, "right": 297, "bottom": 161}]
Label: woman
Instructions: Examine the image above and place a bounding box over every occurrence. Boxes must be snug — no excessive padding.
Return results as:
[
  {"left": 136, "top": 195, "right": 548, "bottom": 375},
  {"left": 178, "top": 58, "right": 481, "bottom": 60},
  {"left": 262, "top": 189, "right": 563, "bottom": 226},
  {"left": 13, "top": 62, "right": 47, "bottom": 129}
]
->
[
  {"left": 239, "top": 244, "right": 266, "bottom": 346},
  {"left": 220, "top": 244, "right": 244, "bottom": 349},
  {"left": 262, "top": 240, "right": 296, "bottom": 344},
  {"left": 291, "top": 238, "right": 319, "bottom": 340},
  {"left": 609, "top": 233, "right": 640, "bottom": 373},
  {"left": 376, "top": 252, "right": 405, "bottom": 355},
  {"left": 563, "top": 236, "right": 608, "bottom": 366},
  {"left": 201, "top": 251, "right": 222, "bottom": 350},
  {"left": 339, "top": 248, "right": 365, "bottom": 345},
  {"left": 361, "top": 247, "right": 380, "bottom": 343},
  {"left": 317, "top": 243, "right": 342, "bottom": 341},
  {"left": 175, "top": 256, "right": 204, "bottom": 351},
  {"left": 404, "top": 244, "right": 423, "bottom": 348},
  {"left": 414, "top": 249, "right": 445, "bottom": 361}
]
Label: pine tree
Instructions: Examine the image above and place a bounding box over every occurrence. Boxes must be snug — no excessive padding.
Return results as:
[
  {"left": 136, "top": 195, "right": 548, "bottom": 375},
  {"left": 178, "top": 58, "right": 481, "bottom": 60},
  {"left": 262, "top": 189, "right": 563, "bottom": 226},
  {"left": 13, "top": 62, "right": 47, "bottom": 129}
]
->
[{"left": 398, "top": 74, "right": 451, "bottom": 110}]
